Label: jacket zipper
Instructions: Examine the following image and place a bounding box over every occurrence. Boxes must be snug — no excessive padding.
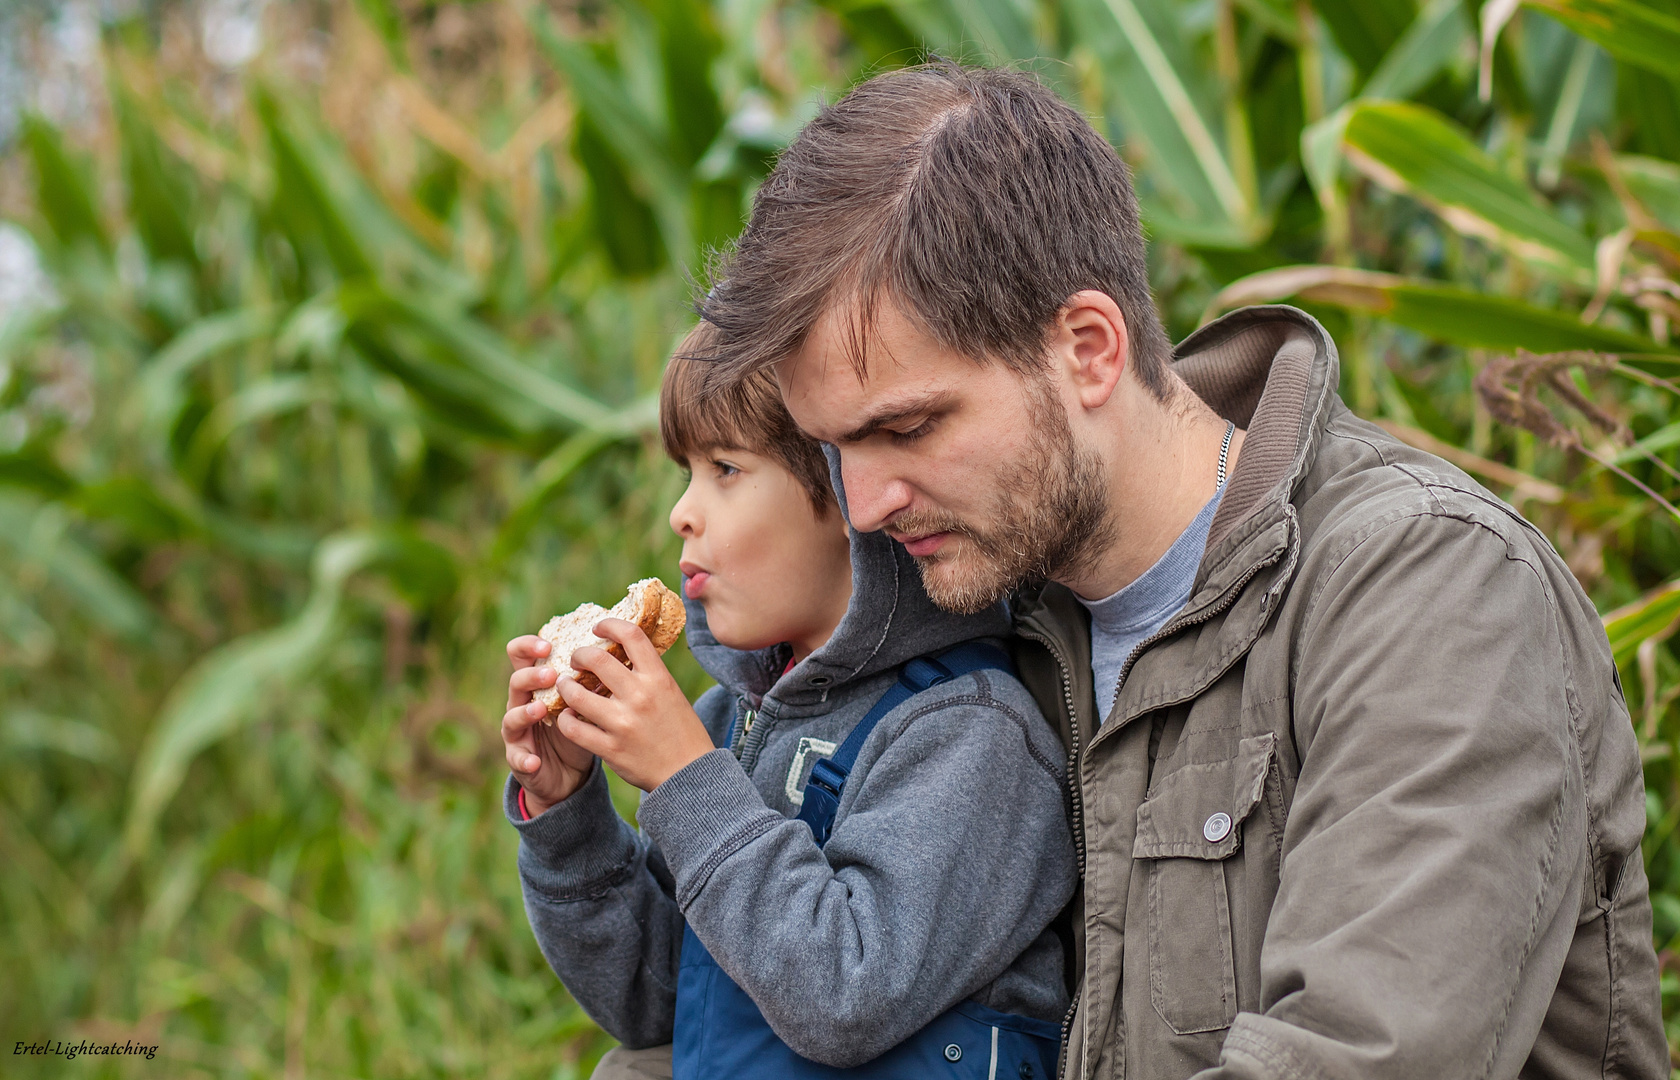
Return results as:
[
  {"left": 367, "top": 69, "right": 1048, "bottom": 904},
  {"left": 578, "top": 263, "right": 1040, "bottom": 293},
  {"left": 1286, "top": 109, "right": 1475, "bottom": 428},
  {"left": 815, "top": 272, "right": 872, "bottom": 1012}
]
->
[
  {"left": 1013, "top": 623, "right": 1084, "bottom": 1080},
  {"left": 1031, "top": 536, "right": 1287, "bottom": 1079},
  {"left": 1103, "top": 548, "right": 1284, "bottom": 735}
]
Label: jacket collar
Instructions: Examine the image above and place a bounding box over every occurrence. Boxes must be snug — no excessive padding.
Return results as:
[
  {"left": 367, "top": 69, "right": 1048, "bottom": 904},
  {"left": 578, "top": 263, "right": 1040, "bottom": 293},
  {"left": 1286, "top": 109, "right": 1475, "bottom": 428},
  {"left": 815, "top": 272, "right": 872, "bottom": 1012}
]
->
[
  {"left": 1010, "top": 304, "right": 1339, "bottom": 737},
  {"left": 1175, "top": 304, "right": 1339, "bottom": 564}
]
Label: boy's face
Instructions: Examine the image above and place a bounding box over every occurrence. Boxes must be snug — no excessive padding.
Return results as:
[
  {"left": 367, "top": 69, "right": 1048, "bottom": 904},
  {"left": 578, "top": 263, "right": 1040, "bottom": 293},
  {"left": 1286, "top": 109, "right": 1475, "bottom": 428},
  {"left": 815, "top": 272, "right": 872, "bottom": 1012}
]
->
[{"left": 669, "top": 447, "right": 853, "bottom": 659}]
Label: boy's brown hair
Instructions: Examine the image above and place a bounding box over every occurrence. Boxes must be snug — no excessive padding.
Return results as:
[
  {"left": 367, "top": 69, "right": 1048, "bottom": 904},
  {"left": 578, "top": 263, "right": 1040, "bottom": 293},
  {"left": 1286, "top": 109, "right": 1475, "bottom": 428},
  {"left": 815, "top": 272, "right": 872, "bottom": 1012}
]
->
[{"left": 659, "top": 320, "right": 838, "bottom": 518}]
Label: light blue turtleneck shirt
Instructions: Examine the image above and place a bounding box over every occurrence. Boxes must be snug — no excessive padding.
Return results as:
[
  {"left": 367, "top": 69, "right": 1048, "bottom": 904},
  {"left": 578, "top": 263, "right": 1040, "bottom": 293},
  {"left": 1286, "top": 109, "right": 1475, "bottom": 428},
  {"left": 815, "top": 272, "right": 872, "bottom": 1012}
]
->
[{"left": 1078, "top": 483, "right": 1225, "bottom": 723}]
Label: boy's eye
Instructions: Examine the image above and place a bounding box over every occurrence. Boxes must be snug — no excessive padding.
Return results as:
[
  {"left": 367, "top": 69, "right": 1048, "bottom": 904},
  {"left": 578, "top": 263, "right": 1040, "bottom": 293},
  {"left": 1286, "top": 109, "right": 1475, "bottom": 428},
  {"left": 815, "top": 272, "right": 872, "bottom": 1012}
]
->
[{"left": 711, "top": 459, "right": 740, "bottom": 478}]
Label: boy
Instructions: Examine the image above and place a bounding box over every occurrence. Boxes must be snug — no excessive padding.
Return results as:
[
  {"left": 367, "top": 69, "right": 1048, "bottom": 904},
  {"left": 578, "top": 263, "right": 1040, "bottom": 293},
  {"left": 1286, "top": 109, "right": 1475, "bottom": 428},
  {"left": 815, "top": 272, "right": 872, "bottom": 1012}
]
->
[{"left": 499, "top": 324, "right": 1075, "bottom": 1079}]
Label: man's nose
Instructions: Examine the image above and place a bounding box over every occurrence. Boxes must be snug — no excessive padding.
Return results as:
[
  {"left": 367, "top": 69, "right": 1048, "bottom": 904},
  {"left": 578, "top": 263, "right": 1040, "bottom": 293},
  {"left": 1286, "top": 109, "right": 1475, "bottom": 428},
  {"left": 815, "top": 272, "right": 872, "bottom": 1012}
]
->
[{"left": 839, "top": 452, "right": 912, "bottom": 533}]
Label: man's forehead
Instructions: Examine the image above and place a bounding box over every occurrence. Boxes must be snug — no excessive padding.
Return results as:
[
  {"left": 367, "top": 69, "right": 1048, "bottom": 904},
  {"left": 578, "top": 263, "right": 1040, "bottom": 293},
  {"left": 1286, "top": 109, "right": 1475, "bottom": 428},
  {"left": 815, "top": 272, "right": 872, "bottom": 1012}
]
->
[
  {"left": 778, "top": 300, "right": 930, "bottom": 392},
  {"left": 776, "top": 323, "right": 936, "bottom": 443}
]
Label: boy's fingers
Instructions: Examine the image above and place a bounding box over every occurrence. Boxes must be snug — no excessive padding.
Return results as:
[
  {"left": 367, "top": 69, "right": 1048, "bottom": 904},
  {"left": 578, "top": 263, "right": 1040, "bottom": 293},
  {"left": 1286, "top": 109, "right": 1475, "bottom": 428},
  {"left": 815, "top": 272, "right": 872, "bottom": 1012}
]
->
[
  {"left": 502, "top": 705, "right": 541, "bottom": 745},
  {"left": 507, "top": 635, "right": 551, "bottom": 668},
  {"left": 506, "top": 742, "right": 542, "bottom": 776},
  {"left": 591, "top": 618, "right": 663, "bottom": 672},
  {"left": 557, "top": 675, "right": 614, "bottom": 724},
  {"left": 510, "top": 665, "right": 560, "bottom": 693},
  {"left": 568, "top": 643, "right": 634, "bottom": 697},
  {"left": 556, "top": 708, "right": 610, "bottom": 756}
]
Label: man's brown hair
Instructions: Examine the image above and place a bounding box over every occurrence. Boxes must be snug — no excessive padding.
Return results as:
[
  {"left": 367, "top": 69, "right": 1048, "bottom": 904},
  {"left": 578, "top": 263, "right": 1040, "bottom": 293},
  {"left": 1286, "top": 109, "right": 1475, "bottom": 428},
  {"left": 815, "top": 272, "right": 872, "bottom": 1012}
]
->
[
  {"left": 660, "top": 320, "right": 838, "bottom": 516},
  {"left": 695, "top": 62, "right": 1172, "bottom": 396}
]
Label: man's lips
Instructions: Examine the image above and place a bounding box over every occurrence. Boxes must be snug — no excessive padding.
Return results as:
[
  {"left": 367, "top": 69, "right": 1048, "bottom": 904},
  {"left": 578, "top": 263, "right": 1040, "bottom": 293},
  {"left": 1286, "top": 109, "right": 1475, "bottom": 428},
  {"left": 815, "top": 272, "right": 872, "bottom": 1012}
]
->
[{"left": 893, "top": 531, "right": 951, "bottom": 557}]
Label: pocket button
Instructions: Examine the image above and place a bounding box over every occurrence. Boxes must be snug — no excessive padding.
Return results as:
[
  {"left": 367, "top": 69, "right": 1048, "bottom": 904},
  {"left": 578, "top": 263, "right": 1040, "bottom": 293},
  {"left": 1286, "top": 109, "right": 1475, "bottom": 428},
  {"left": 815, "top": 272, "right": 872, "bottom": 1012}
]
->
[
  {"left": 1203, "top": 812, "right": 1232, "bottom": 843},
  {"left": 944, "top": 1044, "right": 962, "bottom": 1062}
]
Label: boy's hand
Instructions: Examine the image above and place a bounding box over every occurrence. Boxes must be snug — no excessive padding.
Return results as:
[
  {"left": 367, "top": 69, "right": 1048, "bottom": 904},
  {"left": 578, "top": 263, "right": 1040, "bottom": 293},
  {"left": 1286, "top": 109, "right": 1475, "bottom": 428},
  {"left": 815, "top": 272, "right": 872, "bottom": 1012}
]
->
[
  {"left": 503, "top": 635, "right": 596, "bottom": 816},
  {"left": 555, "top": 617, "right": 716, "bottom": 792}
]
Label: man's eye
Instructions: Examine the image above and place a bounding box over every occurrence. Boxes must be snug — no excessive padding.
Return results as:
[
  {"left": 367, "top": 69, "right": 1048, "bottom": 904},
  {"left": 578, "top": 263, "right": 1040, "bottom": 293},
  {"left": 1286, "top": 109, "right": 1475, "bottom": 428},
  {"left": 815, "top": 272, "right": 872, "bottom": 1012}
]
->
[{"left": 891, "top": 420, "right": 934, "bottom": 444}]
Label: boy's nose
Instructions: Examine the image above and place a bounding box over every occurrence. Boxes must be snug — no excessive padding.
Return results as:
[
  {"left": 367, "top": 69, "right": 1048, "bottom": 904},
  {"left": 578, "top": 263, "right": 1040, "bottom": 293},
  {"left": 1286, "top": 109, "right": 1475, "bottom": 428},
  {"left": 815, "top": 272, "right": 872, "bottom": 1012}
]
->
[{"left": 669, "top": 485, "right": 701, "bottom": 536}]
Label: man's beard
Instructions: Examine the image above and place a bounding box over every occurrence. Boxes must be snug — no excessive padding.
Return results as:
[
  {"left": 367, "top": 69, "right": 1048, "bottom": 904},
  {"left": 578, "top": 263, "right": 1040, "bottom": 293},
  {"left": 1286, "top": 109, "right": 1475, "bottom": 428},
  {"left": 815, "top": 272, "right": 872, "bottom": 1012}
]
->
[{"left": 892, "top": 375, "right": 1115, "bottom": 614}]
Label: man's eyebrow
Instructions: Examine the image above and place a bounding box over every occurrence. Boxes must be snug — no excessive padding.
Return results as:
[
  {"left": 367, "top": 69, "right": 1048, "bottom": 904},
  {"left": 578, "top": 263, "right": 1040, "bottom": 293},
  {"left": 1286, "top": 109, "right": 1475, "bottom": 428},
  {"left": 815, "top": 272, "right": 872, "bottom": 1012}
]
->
[{"left": 834, "top": 391, "right": 956, "bottom": 445}]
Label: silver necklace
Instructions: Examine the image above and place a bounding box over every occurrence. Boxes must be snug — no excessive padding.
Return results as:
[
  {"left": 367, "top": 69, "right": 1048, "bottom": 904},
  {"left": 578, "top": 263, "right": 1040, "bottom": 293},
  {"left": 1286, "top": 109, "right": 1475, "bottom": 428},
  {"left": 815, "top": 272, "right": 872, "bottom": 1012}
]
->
[{"left": 1217, "top": 420, "right": 1235, "bottom": 488}]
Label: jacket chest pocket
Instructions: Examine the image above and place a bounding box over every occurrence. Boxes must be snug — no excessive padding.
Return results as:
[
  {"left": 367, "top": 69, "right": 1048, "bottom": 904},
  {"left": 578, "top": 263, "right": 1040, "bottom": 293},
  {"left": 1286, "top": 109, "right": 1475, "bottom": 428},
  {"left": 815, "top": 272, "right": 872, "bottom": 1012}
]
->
[{"left": 1131, "top": 732, "right": 1275, "bottom": 1035}]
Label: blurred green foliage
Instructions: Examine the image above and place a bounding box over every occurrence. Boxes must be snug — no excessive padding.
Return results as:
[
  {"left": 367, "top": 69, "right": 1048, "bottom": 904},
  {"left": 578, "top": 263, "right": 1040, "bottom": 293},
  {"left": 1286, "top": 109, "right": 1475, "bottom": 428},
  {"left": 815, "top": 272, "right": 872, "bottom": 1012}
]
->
[{"left": 1, "top": 0, "right": 1679, "bottom": 1076}]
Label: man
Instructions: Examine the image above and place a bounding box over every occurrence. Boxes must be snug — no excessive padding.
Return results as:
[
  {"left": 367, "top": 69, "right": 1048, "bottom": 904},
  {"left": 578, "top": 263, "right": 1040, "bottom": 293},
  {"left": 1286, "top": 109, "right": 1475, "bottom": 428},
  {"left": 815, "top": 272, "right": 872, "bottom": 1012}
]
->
[{"left": 692, "top": 63, "right": 1668, "bottom": 1079}]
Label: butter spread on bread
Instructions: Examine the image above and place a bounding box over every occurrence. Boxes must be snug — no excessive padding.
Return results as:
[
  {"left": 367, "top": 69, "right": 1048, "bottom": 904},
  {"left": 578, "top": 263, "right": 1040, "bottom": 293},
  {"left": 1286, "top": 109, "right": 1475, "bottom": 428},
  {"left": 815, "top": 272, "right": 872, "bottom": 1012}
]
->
[{"left": 533, "top": 578, "right": 687, "bottom": 720}]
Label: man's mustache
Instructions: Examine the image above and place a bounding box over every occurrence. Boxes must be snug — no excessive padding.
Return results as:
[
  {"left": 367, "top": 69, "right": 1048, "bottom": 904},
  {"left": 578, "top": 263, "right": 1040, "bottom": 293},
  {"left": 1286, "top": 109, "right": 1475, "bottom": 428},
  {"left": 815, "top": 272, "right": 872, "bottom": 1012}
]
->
[{"left": 884, "top": 510, "right": 981, "bottom": 548}]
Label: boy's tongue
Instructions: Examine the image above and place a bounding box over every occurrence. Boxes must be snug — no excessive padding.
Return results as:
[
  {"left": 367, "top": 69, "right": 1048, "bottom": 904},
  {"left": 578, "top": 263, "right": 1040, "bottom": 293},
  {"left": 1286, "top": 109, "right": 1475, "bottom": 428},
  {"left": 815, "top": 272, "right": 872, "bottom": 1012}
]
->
[{"left": 683, "top": 571, "right": 710, "bottom": 599}]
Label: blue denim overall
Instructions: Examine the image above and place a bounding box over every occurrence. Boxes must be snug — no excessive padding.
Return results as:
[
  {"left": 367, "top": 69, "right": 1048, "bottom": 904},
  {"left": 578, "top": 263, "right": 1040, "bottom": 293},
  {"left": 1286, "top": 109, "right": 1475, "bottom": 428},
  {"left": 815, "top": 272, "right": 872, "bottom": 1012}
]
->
[{"left": 672, "top": 642, "right": 1063, "bottom": 1080}]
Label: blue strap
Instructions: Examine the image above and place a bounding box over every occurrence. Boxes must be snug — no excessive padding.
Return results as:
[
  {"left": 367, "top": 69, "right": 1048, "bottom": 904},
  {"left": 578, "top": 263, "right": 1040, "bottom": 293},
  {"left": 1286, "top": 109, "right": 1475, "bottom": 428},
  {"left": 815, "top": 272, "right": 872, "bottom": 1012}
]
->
[{"left": 795, "top": 641, "right": 1015, "bottom": 845}]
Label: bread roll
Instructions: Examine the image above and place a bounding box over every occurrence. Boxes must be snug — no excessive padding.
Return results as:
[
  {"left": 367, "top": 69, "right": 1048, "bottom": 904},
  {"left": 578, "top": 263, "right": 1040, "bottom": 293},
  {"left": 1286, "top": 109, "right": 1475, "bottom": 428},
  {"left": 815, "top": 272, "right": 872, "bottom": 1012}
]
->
[{"left": 532, "top": 578, "right": 687, "bottom": 720}]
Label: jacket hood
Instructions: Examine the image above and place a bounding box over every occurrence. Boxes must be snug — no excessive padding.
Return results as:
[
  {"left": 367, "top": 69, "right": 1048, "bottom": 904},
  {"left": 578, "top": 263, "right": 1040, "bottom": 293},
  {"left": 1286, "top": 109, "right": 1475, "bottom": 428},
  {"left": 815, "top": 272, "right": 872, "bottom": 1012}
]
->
[{"left": 680, "top": 447, "right": 1010, "bottom": 710}]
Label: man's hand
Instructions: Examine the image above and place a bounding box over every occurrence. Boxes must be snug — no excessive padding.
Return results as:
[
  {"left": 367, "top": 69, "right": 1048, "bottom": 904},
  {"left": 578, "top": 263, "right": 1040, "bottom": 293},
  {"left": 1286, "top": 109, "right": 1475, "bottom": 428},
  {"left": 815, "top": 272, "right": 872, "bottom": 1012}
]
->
[
  {"left": 503, "top": 635, "right": 596, "bottom": 816},
  {"left": 554, "top": 617, "right": 716, "bottom": 792}
]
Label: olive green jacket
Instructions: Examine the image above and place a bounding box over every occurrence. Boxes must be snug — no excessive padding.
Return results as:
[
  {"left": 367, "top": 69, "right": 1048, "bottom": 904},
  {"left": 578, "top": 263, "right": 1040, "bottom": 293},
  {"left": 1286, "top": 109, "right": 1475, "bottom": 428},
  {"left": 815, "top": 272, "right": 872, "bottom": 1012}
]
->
[{"left": 1011, "top": 306, "right": 1667, "bottom": 1080}]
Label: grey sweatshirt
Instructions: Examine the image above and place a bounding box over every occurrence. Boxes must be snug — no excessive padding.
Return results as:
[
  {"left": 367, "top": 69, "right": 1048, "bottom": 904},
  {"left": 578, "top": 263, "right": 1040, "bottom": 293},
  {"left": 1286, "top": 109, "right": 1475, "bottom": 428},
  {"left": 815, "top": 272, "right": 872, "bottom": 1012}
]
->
[{"left": 505, "top": 517, "right": 1076, "bottom": 1067}]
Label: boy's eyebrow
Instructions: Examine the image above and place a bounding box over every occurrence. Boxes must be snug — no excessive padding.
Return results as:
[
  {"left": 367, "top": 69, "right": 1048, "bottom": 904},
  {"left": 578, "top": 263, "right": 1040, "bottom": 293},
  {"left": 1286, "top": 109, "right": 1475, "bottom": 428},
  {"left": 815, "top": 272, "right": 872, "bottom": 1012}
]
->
[{"left": 833, "top": 391, "right": 957, "bottom": 445}]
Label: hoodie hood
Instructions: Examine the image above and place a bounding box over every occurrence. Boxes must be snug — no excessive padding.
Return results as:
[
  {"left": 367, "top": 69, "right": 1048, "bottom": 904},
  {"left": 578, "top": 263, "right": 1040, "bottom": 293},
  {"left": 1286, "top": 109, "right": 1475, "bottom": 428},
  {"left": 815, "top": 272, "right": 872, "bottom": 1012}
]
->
[{"left": 680, "top": 445, "right": 1010, "bottom": 710}]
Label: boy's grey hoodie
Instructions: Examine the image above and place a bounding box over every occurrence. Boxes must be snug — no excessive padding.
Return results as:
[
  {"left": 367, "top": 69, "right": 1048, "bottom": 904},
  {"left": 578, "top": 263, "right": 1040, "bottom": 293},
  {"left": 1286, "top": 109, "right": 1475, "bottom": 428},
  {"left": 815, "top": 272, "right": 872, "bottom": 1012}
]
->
[{"left": 505, "top": 510, "right": 1076, "bottom": 1067}]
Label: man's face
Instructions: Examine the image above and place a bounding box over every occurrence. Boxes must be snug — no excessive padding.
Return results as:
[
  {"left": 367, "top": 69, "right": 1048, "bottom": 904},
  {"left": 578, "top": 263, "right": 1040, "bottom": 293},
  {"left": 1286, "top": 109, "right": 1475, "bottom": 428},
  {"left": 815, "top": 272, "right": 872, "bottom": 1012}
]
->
[{"left": 778, "top": 302, "right": 1114, "bottom": 613}]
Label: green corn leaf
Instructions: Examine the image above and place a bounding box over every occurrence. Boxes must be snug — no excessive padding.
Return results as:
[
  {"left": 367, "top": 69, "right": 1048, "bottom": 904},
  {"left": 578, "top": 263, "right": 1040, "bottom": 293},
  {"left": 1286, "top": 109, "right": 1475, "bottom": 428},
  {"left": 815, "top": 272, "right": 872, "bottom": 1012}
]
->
[
  {"left": 21, "top": 115, "right": 110, "bottom": 256},
  {"left": 1341, "top": 101, "right": 1596, "bottom": 271},
  {"left": 816, "top": 0, "right": 922, "bottom": 60},
  {"left": 0, "top": 493, "right": 153, "bottom": 641},
  {"left": 110, "top": 78, "right": 198, "bottom": 269},
  {"left": 1614, "top": 420, "right": 1680, "bottom": 465},
  {"left": 0, "top": 451, "right": 77, "bottom": 498},
  {"left": 72, "top": 476, "right": 196, "bottom": 545},
  {"left": 1535, "top": 36, "right": 1604, "bottom": 189},
  {"left": 1523, "top": 0, "right": 1680, "bottom": 79},
  {"left": 649, "top": 0, "right": 726, "bottom": 167},
  {"left": 121, "top": 527, "right": 456, "bottom": 858},
  {"left": 1305, "top": 0, "right": 1475, "bottom": 221},
  {"left": 528, "top": 8, "right": 693, "bottom": 263},
  {"left": 250, "top": 87, "right": 471, "bottom": 300},
  {"left": 254, "top": 87, "right": 375, "bottom": 281},
  {"left": 1606, "top": 579, "right": 1680, "bottom": 665},
  {"left": 342, "top": 319, "right": 539, "bottom": 441},
  {"left": 575, "top": 116, "right": 670, "bottom": 278},
  {"left": 135, "top": 307, "right": 279, "bottom": 454},
  {"left": 942, "top": 0, "right": 1040, "bottom": 62},
  {"left": 352, "top": 0, "right": 411, "bottom": 71},
  {"left": 1620, "top": 155, "right": 1680, "bottom": 232},
  {"left": 338, "top": 285, "right": 620, "bottom": 434},
  {"left": 1618, "top": 66, "right": 1680, "bottom": 163},
  {"left": 1210, "top": 265, "right": 1673, "bottom": 355},
  {"left": 182, "top": 375, "right": 325, "bottom": 487},
  {"left": 122, "top": 531, "right": 380, "bottom": 859},
  {"left": 1368, "top": 285, "right": 1663, "bottom": 354},
  {"left": 490, "top": 393, "right": 659, "bottom": 563},
  {"left": 1311, "top": 0, "right": 1418, "bottom": 76},
  {"left": 2, "top": 708, "right": 122, "bottom": 766},
  {"left": 1362, "top": 0, "right": 1471, "bottom": 102},
  {"left": 1065, "top": 0, "right": 1259, "bottom": 238}
]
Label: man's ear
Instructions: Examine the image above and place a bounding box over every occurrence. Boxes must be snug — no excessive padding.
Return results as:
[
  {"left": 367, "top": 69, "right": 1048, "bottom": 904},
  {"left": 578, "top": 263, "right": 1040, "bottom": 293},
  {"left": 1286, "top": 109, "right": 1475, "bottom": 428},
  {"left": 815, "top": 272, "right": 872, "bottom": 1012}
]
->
[{"left": 1053, "top": 290, "right": 1129, "bottom": 410}]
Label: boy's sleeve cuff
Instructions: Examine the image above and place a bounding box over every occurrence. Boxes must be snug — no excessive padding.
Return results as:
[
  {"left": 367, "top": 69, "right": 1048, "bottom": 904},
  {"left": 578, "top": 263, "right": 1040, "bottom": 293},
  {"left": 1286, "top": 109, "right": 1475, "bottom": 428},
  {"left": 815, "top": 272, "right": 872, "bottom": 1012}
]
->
[
  {"left": 637, "top": 748, "right": 783, "bottom": 908},
  {"left": 504, "top": 762, "right": 640, "bottom": 898}
]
